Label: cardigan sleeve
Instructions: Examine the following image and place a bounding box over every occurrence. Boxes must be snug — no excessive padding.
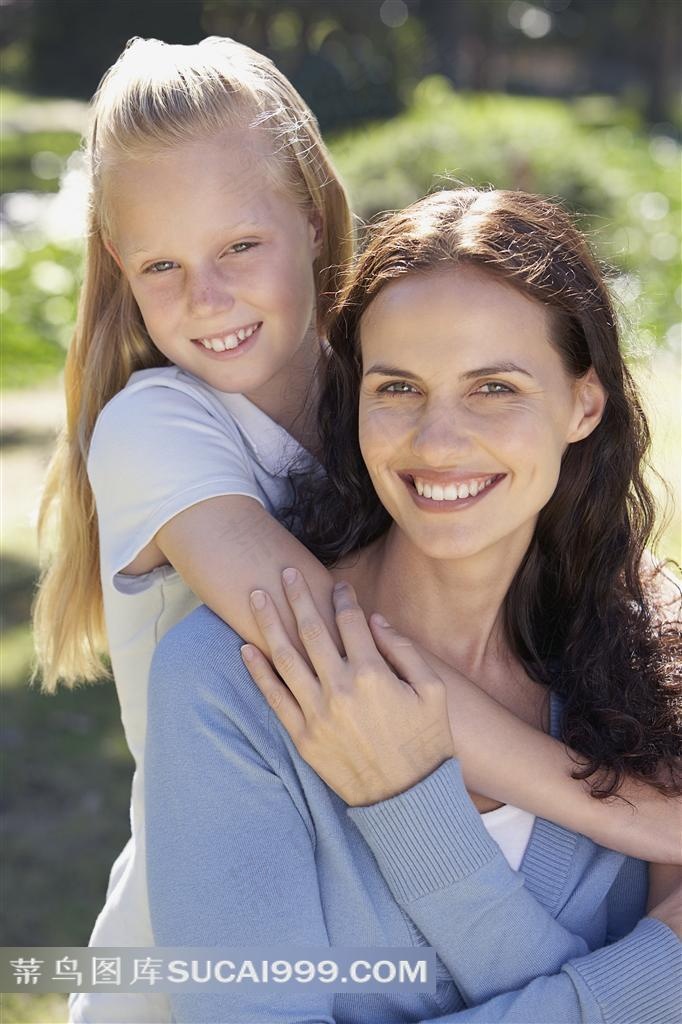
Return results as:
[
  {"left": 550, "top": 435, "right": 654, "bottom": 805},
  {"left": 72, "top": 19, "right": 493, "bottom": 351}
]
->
[
  {"left": 351, "top": 768, "right": 681, "bottom": 1021},
  {"left": 347, "top": 760, "right": 671, "bottom": 1011},
  {"left": 146, "top": 616, "right": 336, "bottom": 1024},
  {"left": 417, "top": 917, "right": 681, "bottom": 1024}
]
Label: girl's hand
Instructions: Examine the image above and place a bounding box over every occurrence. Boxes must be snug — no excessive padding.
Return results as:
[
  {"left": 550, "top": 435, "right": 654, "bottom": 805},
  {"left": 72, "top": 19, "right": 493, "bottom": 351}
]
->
[{"left": 241, "top": 569, "right": 454, "bottom": 807}]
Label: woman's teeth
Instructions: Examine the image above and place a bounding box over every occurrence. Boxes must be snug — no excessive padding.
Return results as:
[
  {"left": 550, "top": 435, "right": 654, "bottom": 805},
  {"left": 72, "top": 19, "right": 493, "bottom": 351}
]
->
[
  {"left": 413, "top": 476, "right": 495, "bottom": 501},
  {"left": 198, "top": 323, "right": 259, "bottom": 351}
]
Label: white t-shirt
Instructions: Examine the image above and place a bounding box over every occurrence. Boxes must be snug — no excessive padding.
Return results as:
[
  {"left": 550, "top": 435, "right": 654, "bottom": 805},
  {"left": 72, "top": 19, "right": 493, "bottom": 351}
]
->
[
  {"left": 71, "top": 366, "right": 312, "bottom": 1024},
  {"left": 481, "top": 803, "right": 536, "bottom": 872}
]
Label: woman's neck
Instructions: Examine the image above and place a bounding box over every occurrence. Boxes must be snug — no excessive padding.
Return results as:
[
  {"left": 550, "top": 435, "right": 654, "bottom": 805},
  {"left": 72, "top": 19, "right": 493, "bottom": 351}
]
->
[{"left": 337, "top": 524, "right": 534, "bottom": 682}]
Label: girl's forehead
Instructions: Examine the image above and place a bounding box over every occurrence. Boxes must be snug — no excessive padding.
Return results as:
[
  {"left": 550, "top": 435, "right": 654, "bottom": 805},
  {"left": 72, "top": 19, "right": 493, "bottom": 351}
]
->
[{"left": 104, "top": 129, "right": 295, "bottom": 236}]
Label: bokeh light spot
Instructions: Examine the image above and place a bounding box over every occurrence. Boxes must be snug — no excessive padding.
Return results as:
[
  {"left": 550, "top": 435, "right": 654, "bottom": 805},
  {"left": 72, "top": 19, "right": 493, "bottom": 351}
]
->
[{"left": 380, "top": 0, "right": 409, "bottom": 29}]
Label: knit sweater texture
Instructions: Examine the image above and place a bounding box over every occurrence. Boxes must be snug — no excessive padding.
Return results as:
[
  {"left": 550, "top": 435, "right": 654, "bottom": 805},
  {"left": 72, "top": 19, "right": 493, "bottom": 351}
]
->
[{"left": 146, "top": 606, "right": 681, "bottom": 1023}]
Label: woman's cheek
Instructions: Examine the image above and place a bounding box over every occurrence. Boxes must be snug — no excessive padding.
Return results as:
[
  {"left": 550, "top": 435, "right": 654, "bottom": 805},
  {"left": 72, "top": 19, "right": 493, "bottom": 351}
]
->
[{"left": 359, "top": 405, "right": 412, "bottom": 468}]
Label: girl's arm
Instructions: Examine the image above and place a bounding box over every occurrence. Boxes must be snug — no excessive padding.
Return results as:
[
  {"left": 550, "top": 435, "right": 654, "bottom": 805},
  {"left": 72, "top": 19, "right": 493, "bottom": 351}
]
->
[
  {"left": 648, "top": 864, "right": 682, "bottom": 912},
  {"left": 243, "top": 571, "right": 682, "bottom": 865},
  {"left": 154, "top": 494, "right": 341, "bottom": 657},
  {"left": 87, "top": 382, "right": 339, "bottom": 660},
  {"left": 420, "top": 647, "right": 682, "bottom": 865}
]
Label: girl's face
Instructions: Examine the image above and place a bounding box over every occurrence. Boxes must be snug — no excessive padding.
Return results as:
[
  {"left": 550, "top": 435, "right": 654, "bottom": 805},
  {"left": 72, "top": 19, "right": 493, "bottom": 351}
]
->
[
  {"left": 106, "top": 128, "right": 321, "bottom": 405},
  {"left": 358, "top": 265, "right": 606, "bottom": 566}
]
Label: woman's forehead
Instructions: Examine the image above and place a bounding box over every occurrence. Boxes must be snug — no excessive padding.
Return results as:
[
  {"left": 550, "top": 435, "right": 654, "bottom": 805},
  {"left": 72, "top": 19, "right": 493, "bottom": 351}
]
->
[{"left": 360, "top": 266, "right": 551, "bottom": 347}]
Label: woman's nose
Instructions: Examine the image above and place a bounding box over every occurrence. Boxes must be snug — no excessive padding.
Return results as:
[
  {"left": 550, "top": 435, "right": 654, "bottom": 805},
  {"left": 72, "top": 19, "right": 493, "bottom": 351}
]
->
[
  {"left": 187, "top": 267, "right": 234, "bottom": 318},
  {"left": 410, "top": 403, "right": 473, "bottom": 462}
]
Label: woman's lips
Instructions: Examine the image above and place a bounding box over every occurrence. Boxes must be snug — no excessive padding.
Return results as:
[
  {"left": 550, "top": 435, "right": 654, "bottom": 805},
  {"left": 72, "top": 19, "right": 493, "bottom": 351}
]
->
[{"left": 400, "top": 472, "right": 506, "bottom": 512}]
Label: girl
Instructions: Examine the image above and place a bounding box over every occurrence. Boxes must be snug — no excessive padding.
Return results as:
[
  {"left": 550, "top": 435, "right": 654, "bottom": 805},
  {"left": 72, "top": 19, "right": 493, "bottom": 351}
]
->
[
  {"left": 146, "top": 188, "right": 681, "bottom": 1023},
  {"left": 33, "top": 37, "right": 678, "bottom": 1024},
  {"left": 34, "top": 35, "right": 352, "bottom": 1024}
]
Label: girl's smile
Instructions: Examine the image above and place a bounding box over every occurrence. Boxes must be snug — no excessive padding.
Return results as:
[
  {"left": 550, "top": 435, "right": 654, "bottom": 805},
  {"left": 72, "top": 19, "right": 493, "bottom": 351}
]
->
[{"left": 105, "top": 128, "right": 322, "bottom": 421}]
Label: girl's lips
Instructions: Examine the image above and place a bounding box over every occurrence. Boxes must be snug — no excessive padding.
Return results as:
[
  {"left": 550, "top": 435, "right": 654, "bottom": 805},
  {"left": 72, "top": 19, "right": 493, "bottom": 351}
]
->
[
  {"left": 190, "top": 323, "right": 261, "bottom": 359},
  {"left": 400, "top": 472, "right": 506, "bottom": 513}
]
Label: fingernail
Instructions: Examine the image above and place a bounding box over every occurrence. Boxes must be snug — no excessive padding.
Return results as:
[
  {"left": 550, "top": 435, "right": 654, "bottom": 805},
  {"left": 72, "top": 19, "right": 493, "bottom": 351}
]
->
[
  {"left": 240, "top": 644, "right": 255, "bottom": 662},
  {"left": 372, "top": 613, "right": 389, "bottom": 627},
  {"left": 250, "top": 590, "right": 266, "bottom": 609},
  {"left": 282, "top": 567, "right": 298, "bottom": 585}
]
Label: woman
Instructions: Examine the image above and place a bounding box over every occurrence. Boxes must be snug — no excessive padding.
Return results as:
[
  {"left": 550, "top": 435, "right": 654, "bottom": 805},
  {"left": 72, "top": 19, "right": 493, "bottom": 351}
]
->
[{"left": 146, "top": 189, "right": 681, "bottom": 1023}]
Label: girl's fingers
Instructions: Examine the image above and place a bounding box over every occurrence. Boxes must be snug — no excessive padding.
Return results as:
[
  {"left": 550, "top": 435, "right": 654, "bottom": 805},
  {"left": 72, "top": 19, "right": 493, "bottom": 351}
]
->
[
  {"left": 332, "top": 581, "right": 385, "bottom": 669},
  {"left": 281, "top": 568, "right": 345, "bottom": 679},
  {"left": 249, "top": 589, "right": 321, "bottom": 713},
  {"left": 368, "top": 613, "right": 441, "bottom": 694},
  {"left": 241, "top": 644, "right": 305, "bottom": 739}
]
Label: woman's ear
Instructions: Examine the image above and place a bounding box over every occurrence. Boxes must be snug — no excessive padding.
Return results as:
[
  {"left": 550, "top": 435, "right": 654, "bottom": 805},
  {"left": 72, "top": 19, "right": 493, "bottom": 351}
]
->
[{"left": 567, "top": 367, "right": 607, "bottom": 443}]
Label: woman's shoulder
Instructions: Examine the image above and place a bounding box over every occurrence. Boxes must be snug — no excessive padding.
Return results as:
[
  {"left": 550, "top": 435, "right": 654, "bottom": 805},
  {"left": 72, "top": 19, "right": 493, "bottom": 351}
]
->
[{"left": 151, "top": 606, "right": 275, "bottom": 734}]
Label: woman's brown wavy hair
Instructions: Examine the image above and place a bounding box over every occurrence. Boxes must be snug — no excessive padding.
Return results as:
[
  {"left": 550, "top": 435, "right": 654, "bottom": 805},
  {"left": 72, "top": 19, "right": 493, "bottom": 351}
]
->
[{"left": 291, "top": 188, "right": 681, "bottom": 797}]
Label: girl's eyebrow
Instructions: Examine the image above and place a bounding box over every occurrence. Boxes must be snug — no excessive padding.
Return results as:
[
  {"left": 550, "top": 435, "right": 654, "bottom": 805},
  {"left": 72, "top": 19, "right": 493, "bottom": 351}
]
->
[
  {"left": 364, "top": 361, "right": 534, "bottom": 380},
  {"left": 125, "top": 221, "right": 264, "bottom": 259}
]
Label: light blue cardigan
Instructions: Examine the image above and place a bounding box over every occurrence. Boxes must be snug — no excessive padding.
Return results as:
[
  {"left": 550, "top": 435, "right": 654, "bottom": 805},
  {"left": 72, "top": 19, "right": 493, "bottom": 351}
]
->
[{"left": 146, "top": 606, "right": 681, "bottom": 1023}]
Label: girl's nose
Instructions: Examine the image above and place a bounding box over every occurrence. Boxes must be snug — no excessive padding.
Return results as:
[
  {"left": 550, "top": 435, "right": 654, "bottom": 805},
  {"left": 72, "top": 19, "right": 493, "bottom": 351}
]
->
[
  {"left": 187, "top": 268, "right": 234, "bottom": 318},
  {"left": 410, "top": 403, "right": 473, "bottom": 462}
]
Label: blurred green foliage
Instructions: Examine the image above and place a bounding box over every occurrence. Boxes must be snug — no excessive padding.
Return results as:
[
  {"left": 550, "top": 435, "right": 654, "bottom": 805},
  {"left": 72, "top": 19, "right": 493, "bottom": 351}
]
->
[
  {"left": 2, "top": 130, "right": 81, "bottom": 194},
  {"left": 1, "top": 240, "right": 81, "bottom": 389},
  {"left": 333, "top": 80, "right": 682, "bottom": 358}
]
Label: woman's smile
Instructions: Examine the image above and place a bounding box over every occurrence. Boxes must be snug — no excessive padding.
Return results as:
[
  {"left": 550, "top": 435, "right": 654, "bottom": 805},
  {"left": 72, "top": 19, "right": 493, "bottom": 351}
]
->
[
  {"left": 398, "top": 470, "right": 506, "bottom": 512},
  {"left": 358, "top": 264, "right": 595, "bottom": 563}
]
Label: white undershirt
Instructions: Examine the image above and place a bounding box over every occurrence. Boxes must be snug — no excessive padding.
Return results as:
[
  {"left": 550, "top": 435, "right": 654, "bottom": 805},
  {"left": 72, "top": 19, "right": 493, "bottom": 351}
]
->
[{"left": 481, "top": 803, "right": 536, "bottom": 871}]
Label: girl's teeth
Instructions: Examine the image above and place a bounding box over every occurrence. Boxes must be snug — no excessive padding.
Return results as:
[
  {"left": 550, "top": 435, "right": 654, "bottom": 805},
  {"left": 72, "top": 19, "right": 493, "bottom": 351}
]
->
[
  {"left": 423, "top": 483, "right": 433, "bottom": 499},
  {"left": 198, "top": 323, "right": 259, "bottom": 351},
  {"left": 443, "top": 484, "right": 458, "bottom": 500},
  {"left": 457, "top": 483, "right": 469, "bottom": 499}
]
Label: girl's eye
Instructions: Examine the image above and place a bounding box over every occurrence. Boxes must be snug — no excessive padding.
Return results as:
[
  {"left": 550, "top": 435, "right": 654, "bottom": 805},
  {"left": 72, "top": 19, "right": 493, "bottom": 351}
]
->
[
  {"left": 145, "top": 260, "right": 177, "bottom": 274},
  {"left": 229, "top": 241, "right": 258, "bottom": 254},
  {"left": 475, "top": 381, "right": 514, "bottom": 396},
  {"left": 378, "top": 382, "right": 420, "bottom": 396}
]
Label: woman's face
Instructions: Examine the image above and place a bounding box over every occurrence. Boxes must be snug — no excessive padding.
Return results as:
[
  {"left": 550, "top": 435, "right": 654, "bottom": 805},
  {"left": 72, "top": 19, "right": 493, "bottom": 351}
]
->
[{"left": 358, "top": 265, "right": 605, "bottom": 565}]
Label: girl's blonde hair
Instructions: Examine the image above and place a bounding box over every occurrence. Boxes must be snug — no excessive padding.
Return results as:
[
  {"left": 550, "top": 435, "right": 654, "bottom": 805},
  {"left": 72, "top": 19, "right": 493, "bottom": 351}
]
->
[{"left": 33, "top": 36, "right": 353, "bottom": 690}]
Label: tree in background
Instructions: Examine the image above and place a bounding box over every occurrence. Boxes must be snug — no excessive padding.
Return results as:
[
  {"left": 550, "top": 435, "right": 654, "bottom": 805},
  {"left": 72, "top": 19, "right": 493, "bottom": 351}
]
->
[{"left": 3, "top": 0, "right": 679, "bottom": 130}]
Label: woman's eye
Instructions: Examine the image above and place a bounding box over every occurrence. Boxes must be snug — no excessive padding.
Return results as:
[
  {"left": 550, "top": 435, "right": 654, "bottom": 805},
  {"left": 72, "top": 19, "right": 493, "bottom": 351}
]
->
[
  {"left": 476, "top": 381, "right": 514, "bottom": 396},
  {"left": 229, "top": 241, "right": 258, "bottom": 254},
  {"left": 379, "top": 382, "right": 419, "bottom": 396}
]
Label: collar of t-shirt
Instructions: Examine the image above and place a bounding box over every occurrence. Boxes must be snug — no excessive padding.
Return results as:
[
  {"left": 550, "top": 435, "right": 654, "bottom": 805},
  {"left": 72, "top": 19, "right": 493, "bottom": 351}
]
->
[{"left": 208, "top": 385, "right": 321, "bottom": 480}]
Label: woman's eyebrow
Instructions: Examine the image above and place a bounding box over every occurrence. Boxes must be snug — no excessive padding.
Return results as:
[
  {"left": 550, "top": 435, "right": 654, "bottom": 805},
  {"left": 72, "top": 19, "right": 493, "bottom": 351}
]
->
[
  {"left": 364, "top": 361, "right": 534, "bottom": 380},
  {"left": 364, "top": 363, "right": 421, "bottom": 380},
  {"left": 460, "top": 362, "right": 534, "bottom": 380}
]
